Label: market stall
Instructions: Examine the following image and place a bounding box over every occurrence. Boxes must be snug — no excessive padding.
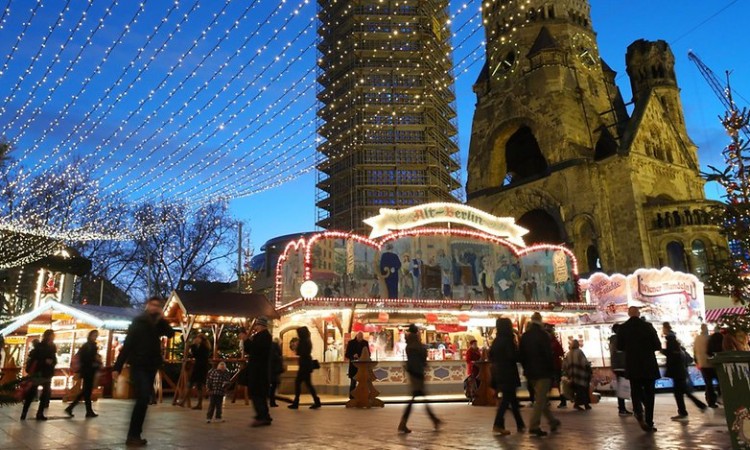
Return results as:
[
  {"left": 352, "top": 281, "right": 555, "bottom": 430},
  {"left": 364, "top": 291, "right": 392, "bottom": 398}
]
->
[
  {"left": 162, "top": 289, "right": 278, "bottom": 406},
  {"left": 0, "top": 301, "right": 139, "bottom": 398},
  {"left": 273, "top": 203, "right": 593, "bottom": 396},
  {"left": 574, "top": 268, "right": 707, "bottom": 390}
]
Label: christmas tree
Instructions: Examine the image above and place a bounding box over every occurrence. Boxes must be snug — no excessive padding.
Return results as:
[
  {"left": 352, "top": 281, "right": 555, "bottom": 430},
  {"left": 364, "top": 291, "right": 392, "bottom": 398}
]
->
[{"left": 704, "top": 77, "right": 750, "bottom": 333}]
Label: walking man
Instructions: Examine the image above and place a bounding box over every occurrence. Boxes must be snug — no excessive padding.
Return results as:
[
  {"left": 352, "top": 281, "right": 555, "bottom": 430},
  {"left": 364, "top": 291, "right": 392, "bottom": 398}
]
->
[
  {"left": 66, "top": 329, "right": 102, "bottom": 418},
  {"left": 244, "top": 316, "right": 273, "bottom": 427},
  {"left": 617, "top": 306, "right": 660, "bottom": 432},
  {"left": 113, "top": 296, "right": 175, "bottom": 446},
  {"left": 694, "top": 324, "right": 719, "bottom": 408},
  {"left": 519, "top": 312, "right": 561, "bottom": 437}
]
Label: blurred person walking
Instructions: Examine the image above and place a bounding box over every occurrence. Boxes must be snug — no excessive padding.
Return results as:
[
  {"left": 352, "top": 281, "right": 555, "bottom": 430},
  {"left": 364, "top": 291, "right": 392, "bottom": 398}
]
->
[
  {"left": 244, "top": 316, "right": 273, "bottom": 426},
  {"left": 693, "top": 323, "right": 718, "bottom": 408},
  {"left": 519, "top": 312, "right": 560, "bottom": 437},
  {"left": 662, "top": 322, "right": 706, "bottom": 421},
  {"left": 617, "top": 306, "right": 660, "bottom": 432},
  {"left": 288, "top": 326, "right": 321, "bottom": 410},
  {"left": 185, "top": 334, "right": 211, "bottom": 410},
  {"left": 112, "top": 296, "right": 175, "bottom": 446},
  {"left": 398, "top": 324, "right": 442, "bottom": 433},
  {"left": 609, "top": 324, "right": 632, "bottom": 416},
  {"left": 490, "top": 318, "right": 525, "bottom": 435},
  {"left": 21, "top": 329, "right": 57, "bottom": 421},
  {"left": 345, "top": 332, "right": 369, "bottom": 398},
  {"left": 65, "top": 329, "right": 102, "bottom": 418}
]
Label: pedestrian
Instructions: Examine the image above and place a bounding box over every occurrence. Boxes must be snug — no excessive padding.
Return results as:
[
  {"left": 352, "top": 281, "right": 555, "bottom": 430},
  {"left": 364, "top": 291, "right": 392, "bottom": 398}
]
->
[
  {"left": 345, "top": 332, "right": 369, "bottom": 398},
  {"left": 546, "top": 323, "right": 567, "bottom": 408},
  {"left": 609, "top": 324, "right": 633, "bottom": 415},
  {"left": 65, "top": 329, "right": 102, "bottom": 418},
  {"left": 616, "top": 306, "right": 660, "bottom": 432},
  {"left": 519, "top": 312, "right": 561, "bottom": 437},
  {"left": 662, "top": 322, "right": 707, "bottom": 421},
  {"left": 693, "top": 323, "right": 718, "bottom": 408},
  {"left": 21, "top": 329, "right": 57, "bottom": 421},
  {"left": 562, "top": 339, "right": 591, "bottom": 411},
  {"left": 244, "top": 316, "right": 273, "bottom": 426},
  {"left": 185, "top": 334, "right": 211, "bottom": 410},
  {"left": 490, "top": 317, "right": 525, "bottom": 435},
  {"left": 269, "top": 338, "right": 283, "bottom": 407},
  {"left": 288, "top": 326, "right": 321, "bottom": 409},
  {"left": 398, "top": 324, "right": 442, "bottom": 433},
  {"left": 706, "top": 325, "right": 724, "bottom": 403},
  {"left": 112, "top": 296, "right": 175, "bottom": 446},
  {"left": 205, "top": 361, "right": 232, "bottom": 423}
]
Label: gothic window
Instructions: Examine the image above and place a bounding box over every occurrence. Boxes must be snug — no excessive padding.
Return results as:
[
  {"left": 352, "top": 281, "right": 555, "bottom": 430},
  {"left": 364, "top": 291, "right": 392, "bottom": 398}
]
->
[
  {"left": 518, "top": 209, "right": 563, "bottom": 245},
  {"left": 666, "top": 241, "right": 687, "bottom": 272},
  {"left": 505, "top": 126, "right": 548, "bottom": 182},
  {"left": 586, "top": 244, "right": 602, "bottom": 273},
  {"left": 691, "top": 239, "right": 710, "bottom": 279}
]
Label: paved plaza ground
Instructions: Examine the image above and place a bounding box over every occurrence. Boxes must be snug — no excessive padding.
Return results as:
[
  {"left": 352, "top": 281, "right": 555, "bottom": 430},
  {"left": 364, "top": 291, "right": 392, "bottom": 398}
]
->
[{"left": 0, "top": 394, "right": 733, "bottom": 449}]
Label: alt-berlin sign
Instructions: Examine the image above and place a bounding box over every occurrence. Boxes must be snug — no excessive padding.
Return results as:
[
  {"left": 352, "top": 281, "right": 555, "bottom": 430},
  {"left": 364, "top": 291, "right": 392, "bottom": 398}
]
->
[{"left": 363, "top": 202, "right": 528, "bottom": 247}]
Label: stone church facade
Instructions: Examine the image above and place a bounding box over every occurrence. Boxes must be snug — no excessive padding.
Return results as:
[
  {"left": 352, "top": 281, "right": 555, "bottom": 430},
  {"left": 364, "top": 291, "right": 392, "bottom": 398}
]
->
[{"left": 466, "top": 0, "right": 726, "bottom": 277}]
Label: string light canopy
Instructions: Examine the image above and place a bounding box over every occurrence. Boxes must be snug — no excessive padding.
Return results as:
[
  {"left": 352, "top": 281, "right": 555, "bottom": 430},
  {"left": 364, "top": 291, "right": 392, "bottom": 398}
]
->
[{"left": 0, "top": 0, "right": 487, "bottom": 244}]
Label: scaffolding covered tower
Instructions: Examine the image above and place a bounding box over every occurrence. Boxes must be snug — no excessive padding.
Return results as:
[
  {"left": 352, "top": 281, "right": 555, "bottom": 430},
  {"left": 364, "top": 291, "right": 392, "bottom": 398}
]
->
[{"left": 315, "top": 0, "right": 461, "bottom": 233}]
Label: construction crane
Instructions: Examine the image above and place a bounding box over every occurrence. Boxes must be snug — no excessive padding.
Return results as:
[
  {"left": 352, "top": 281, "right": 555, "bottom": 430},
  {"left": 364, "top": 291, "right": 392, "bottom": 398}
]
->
[{"left": 687, "top": 51, "right": 750, "bottom": 139}]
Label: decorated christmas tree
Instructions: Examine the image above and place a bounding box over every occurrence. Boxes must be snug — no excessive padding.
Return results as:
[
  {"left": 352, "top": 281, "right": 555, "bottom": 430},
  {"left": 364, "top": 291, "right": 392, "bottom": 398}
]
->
[{"left": 704, "top": 78, "right": 750, "bottom": 333}]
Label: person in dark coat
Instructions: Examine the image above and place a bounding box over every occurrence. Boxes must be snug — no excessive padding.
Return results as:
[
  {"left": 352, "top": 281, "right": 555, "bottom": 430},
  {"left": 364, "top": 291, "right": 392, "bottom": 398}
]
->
[
  {"left": 269, "top": 338, "right": 283, "bottom": 407},
  {"left": 661, "top": 322, "right": 706, "bottom": 421},
  {"left": 345, "top": 332, "right": 369, "bottom": 398},
  {"left": 65, "top": 329, "right": 102, "bottom": 418},
  {"left": 21, "top": 329, "right": 57, "bottom": 421},
  {"left": 186, "top": 334, "right": 211, "bottom": 409},
  {"left": 398, "top": 324, "right": 442, "bottom": 433},
  {"left": 490, "top": 317, "right": 525, "bottom": 435},
  {"left": 113, "top": 296, "right": 175, "bottom": 446},
  {"left": 244, "top": 316, "right": 273, "bottom": 426},
  {"left": 288, "top": 326, "right": 321, "bottom": 409},
  {"left": 547, "top": 323, "right": 566, "bottom": 408},
  {"left": 616, "top": 306, "right": 660, "bottom": 433},
  {"left": 519, "top": 312, "right": 560, "bottom": 437},
  {"left": 609, "top": 323, "right": 632, "bottom": 415}
]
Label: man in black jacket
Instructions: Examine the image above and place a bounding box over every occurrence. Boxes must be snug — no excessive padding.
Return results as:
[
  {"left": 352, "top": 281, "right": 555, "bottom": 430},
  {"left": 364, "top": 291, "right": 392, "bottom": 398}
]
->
[
  {"left": 244, "top": 316, "right": 273, "bottom": 427},
  {"left": 520, "top": 312, "right": 560, "bottom": 437},
  {"left": 345, "top": 332, "right": 369, "bottom": 398},
  {"left": 617, "top": 306, "right": 661, "bottom": 432},
  {"left": 65, "top": 329, "right": 102, "bottom": 418},
  {"left": 113, "top": 297, "right": 175, "bottom": 447}
]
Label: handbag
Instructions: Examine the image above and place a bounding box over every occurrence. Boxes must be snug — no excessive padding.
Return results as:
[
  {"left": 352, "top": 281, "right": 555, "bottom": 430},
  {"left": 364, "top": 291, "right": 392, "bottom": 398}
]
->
[{"left": 312, "top": 359, "right": 321, "bottom": 370}]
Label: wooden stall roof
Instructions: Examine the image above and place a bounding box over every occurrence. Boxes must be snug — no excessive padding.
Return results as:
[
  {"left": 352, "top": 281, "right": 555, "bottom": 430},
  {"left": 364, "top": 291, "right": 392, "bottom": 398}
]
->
[{"left": 166, "top": 290, "right": 279, "bottom": 322}]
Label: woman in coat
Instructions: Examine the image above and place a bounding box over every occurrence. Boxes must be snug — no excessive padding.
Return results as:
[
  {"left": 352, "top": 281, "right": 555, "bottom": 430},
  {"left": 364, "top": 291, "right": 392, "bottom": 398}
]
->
[
  {"left": 562, "top": 339, "right": 591, "bottom": 410},
  {"left": 399, "top": 324, "right": 442, "bottom": 433},
  {"left": 490, "top": 318, "right": 525, "bottom": 435},
  {"left": 21, "top": 329, "right": 57, "bottom": 420},
  {"left": 187, "top": 334, "right": 211, "bottom": 409},
  {"left": 288, "top": 326, "right": 321, "bottom": 409}
]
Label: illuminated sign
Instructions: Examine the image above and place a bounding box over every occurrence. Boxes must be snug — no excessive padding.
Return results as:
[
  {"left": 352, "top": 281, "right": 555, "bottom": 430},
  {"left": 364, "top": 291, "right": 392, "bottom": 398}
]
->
[{"left": 363, "top": 203, "right": 528, "bottom": 246}]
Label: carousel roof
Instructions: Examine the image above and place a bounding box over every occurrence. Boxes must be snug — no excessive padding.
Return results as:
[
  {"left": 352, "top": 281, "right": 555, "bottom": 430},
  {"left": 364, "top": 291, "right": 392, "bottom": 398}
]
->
[{"left": 168, "top": 290, "right": 279, "bottom": 320}]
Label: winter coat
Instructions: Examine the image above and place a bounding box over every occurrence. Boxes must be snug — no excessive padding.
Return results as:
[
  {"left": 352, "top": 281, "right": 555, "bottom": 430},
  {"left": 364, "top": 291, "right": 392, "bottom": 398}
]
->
[
  {"left": 562, "top": 348, "right": 591, "bottom": 388},
  {"left": 551, "top": 336, "right": 565, "bottom": 372},
  {"left": 189, "top": 343, "right": 211, "bottom": 384},
  {"left": 28, "top": 341, "right": 57, "bottom": 379},
  {"left": 693, "top": 333, "right": 711, "bottom": 369},
  {"left": 113, "top": 312, "right": 175, "bottom": 372},
  {"left": 723, "top": 331, "right": 750, "bottom": 352},
  {"left": 405, "top": 334, "right": 427, "bottom": 379},
  {"left": 662, "top": 333, "right": 688, "bottom": 381},
  {"left": 609, "top": 334, "right": 626, "bottom": 373},
  {"left": 296, "top": 338, "right": 314, "bottom": 376},
  {"left": 490, "top": 333, "right": 521, "bottom": 389},
  {"left": 616, "top": 317, "right": 660, "bottom": 380},
  {"left": 708, "top": 331, "right": 724, "bottom": 357},
  {"left": 76, "top": 341, "right": 101, "bottom": 377},
  {"left": 244, "top": 329, "right": 271, "bottom": 396},
  {"left": 519, "top": 322, "right": 554, "bottom": 380},
  {"left": 206, "top": 368, "right": 232, "bottom": 396},
  {"left": 345, "top": 338, "right": 369, "bottom": 378}
]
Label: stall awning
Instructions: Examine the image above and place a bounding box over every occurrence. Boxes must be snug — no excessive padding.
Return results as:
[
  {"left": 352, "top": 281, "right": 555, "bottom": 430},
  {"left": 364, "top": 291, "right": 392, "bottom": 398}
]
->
[
  {"left": 167, "top": 290, "right": 279, "bottom": 322},
  {"left": 0, "top": 301, "right": 139, "bottom": 336},
  {"left": 705, "top": 307, "right": 747, "bottom": 323}
]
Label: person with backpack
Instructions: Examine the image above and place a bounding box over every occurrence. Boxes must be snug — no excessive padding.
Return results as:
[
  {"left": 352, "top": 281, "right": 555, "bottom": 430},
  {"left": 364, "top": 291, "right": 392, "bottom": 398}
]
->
[
  {"left": 661, "top": 322, "right": 707, "bottom": 422},
  {"left": 65, "top": 329, "right": 102, "bottom": 418}
]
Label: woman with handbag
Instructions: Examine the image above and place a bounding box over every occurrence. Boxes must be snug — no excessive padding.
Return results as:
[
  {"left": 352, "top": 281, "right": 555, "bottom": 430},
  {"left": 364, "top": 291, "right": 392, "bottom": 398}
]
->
[
  {"left": 562, "top": 339, "right": 591, "bottom": 411},
  {"left": 288, "top": 326, "right": 321, "bottom": 409},
  {"left": 21, "top": 329, "right": 57, "bottom": 420},
  {"left": 490, "top": 317, "right": 526, "bottom": 435}
]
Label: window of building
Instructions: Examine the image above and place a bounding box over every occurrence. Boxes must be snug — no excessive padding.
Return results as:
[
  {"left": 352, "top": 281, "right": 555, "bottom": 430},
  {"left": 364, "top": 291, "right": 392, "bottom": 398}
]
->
[
  {"left": 691, "top": 239, "right": 710, "bottom": 279},
  {"left": 666, "top": 241, "right": 687, "bottom": 272}
]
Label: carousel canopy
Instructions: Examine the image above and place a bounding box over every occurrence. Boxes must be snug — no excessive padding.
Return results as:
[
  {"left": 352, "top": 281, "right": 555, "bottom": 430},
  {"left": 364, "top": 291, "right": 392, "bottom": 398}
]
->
[{"left": 167, "top": 290, "right": 279, "bottom": 321}]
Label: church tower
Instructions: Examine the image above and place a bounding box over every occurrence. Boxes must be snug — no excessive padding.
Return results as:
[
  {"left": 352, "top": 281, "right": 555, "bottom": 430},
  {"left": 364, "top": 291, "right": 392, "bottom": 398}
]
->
[{"left": 466, "top": 0, "right": 725, "bottom": 277}]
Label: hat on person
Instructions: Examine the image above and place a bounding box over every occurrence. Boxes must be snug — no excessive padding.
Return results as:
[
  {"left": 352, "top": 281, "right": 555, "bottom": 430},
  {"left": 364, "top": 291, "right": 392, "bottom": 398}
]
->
[
  {"left": 255, "top": 316, "right": 269, "bottom": 328},
  {"left": 407, "top": 324, "right": 419, "bottom": 334}
]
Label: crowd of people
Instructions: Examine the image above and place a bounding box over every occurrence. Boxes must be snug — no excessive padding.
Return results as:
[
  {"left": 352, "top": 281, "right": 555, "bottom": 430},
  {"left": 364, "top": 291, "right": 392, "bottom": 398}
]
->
[{"left": 14, "top": 299, "right": 742, "bottom": 445}]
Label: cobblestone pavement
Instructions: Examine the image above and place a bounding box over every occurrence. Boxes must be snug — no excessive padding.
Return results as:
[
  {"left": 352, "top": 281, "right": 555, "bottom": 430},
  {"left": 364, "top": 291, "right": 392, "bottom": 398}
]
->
[{"left": 0, "top": 394, "right": 732, "bottom": 449}]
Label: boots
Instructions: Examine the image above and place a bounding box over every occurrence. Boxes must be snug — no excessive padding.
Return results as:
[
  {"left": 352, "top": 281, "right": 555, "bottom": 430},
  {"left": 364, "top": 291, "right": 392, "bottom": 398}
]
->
[
  {"left": 398, "top": 420, "right": 411, "bottom": 434},
  {"left": 310, "top": 398, "right": 322, "bottom": 409},
  {"left": 64, "top": 404, "right": 75, "bottom": 417}
]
